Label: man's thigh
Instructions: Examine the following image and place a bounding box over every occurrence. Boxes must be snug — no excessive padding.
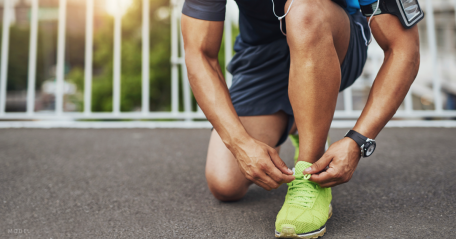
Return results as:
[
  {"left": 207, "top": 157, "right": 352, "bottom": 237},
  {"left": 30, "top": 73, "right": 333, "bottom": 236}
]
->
[{"left": 206, "top": 111, "right": 289, "bottom": 193}]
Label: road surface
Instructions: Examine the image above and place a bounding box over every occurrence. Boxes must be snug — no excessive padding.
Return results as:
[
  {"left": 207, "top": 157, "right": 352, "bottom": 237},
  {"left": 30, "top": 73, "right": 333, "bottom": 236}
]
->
[{"left": 1, "top": 128, "right": 455, "bottom": 238}]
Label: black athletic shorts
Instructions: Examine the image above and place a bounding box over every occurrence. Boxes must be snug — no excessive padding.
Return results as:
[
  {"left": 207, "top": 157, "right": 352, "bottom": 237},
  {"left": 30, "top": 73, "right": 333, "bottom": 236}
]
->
[{"left": 227, "top": 11, "right": 370, "bottom": 146}]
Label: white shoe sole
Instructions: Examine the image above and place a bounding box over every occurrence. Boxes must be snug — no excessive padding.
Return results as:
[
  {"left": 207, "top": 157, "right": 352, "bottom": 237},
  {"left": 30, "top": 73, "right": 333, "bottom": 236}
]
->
[{"left": 275, "top": 204, "right": 333, "bottom": 239}]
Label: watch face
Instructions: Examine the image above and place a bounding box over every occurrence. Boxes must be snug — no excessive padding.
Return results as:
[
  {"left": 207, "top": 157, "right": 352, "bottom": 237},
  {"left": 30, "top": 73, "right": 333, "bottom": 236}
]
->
[{"left": 365, "top": 143, "right": 376, "bottom": 157}]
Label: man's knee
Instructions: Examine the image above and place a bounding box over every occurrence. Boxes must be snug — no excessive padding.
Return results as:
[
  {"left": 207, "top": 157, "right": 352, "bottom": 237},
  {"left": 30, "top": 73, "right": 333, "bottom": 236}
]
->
[
  {"left": 285, "top": 0, "right": 328, "bottom": 32},
  {"left": 206, "top": 173, "right": 248, "bottom": 202},
  {"left": 285, "top": 0, "right": 336, "bottom": 46}
]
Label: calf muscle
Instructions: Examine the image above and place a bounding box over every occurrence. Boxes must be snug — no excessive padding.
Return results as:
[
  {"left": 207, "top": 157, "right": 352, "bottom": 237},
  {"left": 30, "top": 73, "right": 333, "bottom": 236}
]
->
[{"left": 285, "top": 0, "right": 350, "bottom": 164}]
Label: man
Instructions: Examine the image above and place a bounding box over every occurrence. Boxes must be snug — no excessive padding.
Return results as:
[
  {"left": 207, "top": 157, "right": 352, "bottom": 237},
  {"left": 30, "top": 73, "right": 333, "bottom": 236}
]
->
[{"left": 181, "top": 0, "right": 420, "bottom": 237}]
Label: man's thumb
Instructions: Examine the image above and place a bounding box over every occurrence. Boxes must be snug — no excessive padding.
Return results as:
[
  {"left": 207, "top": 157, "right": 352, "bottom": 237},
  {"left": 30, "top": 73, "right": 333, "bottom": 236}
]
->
[{"left": 304, "top": 154, "right": 330, "bottom": 174}]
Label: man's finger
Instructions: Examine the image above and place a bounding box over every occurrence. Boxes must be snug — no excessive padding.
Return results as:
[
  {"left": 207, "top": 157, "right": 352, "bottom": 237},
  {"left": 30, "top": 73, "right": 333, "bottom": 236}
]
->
[
  {"left": 257, "top": 172, "right": 281, "bottom": 190},
  {"left": 268, "top": 147, "right": 293, "bottom": 175},
  {"left": 304, "top": 153, "right": 332, "bottom": 174},
  {"left": 309, "top": 170, "right": 336, "bottom": 185},
  {"left": 264, "top": 161, "right": 295, "bottom": 184},
  {"left": 255, "top": 180, "right": 272, "bottom": 191},
  {"left": 250, "top": 174, "right": 272, "bottom": 190},
  {"left": 281, "top": 173, "right": 295, "bottom": 184}
]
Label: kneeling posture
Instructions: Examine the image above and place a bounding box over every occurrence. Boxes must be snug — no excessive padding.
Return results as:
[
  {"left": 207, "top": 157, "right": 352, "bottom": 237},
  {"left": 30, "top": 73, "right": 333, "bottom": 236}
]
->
[{"left": 182, "top": 0, "right": 420, "bottom": 237}]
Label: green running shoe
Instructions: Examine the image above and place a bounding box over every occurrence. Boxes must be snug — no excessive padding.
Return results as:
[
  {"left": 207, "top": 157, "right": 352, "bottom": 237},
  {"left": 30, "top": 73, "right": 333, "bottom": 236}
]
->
[
  {"left": 289, "top": 135, "right": 331, "bottom": 164},
  {"left": 275, "top": 161, "right": 332, "bottom": 239}
]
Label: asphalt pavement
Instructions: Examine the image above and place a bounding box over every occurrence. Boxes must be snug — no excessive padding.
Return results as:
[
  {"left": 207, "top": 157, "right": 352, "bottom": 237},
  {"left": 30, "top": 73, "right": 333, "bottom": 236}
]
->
[{"left": 0, "top": 128, "right": 455, "bottom": 238}]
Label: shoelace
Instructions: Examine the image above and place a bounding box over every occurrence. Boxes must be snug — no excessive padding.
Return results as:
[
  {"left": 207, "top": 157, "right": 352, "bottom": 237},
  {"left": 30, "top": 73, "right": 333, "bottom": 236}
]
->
[{"left": 286, "top": 174, "right": 318, "bottom": 208}]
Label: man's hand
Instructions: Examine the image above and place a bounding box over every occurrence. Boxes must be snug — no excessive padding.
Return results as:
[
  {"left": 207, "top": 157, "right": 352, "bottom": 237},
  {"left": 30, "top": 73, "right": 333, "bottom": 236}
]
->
[
  {"left": 304, "top": 138, "right": 361, "bottom": 188},
  {"left": 229, "top": 137, "right": 295, "bottom": 191}
]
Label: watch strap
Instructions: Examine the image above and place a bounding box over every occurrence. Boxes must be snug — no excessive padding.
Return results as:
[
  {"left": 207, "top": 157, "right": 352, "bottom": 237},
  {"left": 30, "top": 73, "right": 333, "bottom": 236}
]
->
[{"left": 345, "top": 130, "right": 367, "bottom": 147}]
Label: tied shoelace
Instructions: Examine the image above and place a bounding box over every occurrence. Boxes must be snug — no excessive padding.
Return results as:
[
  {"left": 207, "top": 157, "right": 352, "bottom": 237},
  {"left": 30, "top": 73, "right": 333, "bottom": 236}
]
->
[{"left": 286, "top": 174, "right": 319, "bottom": 208}]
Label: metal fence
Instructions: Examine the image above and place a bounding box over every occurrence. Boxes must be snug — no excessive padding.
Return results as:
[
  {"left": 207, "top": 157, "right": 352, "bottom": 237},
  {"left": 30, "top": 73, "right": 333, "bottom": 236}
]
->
[{"left": 0, "top": 0, "right": 455, "bottom": 128}]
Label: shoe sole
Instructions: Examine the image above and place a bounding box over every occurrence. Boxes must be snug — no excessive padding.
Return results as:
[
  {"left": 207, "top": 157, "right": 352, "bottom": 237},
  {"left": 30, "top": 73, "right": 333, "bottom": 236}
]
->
[{"left": 275, "top": 204, "right": 333, "bottom": 239}]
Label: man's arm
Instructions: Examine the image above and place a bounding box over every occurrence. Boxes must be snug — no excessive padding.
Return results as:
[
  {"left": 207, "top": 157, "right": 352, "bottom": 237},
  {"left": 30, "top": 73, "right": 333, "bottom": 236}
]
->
[
  {"left": 353, "top": 14, "right": 420, "bottom": 138},
  {"left": 181, "top": 15, "right": 294, "bottom": 190},
  {"left": 306, "top": 14, "right": 420, "bottom": 187}
]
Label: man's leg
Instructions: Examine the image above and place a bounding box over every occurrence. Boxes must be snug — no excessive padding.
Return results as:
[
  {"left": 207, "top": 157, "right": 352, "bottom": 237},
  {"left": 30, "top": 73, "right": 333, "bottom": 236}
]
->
[
  {"left": 206, "top": 111, "right": 288, "bottom": 201},
  {"left": 285, "top": 0, "right": 350, "bottom": 163},
  {"left": 275, "top": 1, "right": 351, "bottom": 237}
]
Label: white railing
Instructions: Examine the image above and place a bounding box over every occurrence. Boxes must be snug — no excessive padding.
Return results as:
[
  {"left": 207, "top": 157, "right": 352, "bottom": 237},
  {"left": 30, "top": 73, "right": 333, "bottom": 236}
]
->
[{"left": 0, "top": 0, "right": 455, "bottom": 128}]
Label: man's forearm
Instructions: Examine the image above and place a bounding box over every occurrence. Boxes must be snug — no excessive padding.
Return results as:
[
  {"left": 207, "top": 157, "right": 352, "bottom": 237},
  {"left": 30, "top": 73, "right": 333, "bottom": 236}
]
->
[
  {"left": 181, "top": 15, "right": 248, "bottom": 148},
  {"left": 352, "top": 14, "right": 420, "bottom": 139},
  {"left": 186, "top": 53, "right": 249, "bottom": 148},
  {"left": 353, "top": 48, "right": 420, "bottom": 139}
]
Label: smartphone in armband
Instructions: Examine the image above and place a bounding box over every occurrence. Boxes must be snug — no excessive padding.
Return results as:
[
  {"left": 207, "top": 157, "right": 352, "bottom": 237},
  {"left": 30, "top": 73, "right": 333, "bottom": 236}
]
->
[{"left": 360, "top": 0, "right": 425, "bottom": 29}]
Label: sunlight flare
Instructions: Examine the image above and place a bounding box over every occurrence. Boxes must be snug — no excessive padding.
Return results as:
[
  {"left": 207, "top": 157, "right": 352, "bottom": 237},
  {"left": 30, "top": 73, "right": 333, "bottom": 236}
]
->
[{"left": 105, "top": 0, "right": 133, "bottom": 16}]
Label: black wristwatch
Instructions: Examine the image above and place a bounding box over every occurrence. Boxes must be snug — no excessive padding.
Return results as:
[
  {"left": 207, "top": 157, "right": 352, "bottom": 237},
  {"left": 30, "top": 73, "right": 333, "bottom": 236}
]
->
[{"left": 344, "top": 130, "right": 376, "bottom": 158}]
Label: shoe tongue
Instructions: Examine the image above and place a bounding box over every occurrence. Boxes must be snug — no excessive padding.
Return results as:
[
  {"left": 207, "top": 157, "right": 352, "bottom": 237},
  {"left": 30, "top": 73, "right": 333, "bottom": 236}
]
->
[{"left": 294, "top": 161, "right": 313, "bottom": 176}]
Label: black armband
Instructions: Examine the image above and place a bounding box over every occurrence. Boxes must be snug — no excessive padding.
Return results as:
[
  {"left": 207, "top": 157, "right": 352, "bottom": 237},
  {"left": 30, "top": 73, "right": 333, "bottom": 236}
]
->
[{"left": 360, "top": 0, "right": 425, "bottom": 29}]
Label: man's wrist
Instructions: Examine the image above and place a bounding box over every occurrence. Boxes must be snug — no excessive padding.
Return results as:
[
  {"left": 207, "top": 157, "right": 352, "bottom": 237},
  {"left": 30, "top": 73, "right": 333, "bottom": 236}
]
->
[
  {"left": 223, "top": 129, "right": 252, "bottom": 150},
  {"left": 344, "top": 137, "right": 360, "bottom": 151},
  {"left": 352, "top": 124, "right": 378, "bottom": 140}
]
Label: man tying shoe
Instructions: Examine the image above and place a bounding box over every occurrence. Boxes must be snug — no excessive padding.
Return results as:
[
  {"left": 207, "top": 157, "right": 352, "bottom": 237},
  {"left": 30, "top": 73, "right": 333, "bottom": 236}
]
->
[{"left": 181, "top": 0, "right": 421, "bottom": 237}]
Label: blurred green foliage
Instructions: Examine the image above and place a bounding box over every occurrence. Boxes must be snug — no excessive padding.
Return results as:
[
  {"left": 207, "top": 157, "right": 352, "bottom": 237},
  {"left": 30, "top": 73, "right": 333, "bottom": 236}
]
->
[
  {"left": 2, "top": 0, "right": 238, "bottom": 113},
  {"left": 69, "top": 0, "right": 173, "bottom": 112},
  {"left": 68, "top": 0, "right": 238, "bottom": 113}
]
